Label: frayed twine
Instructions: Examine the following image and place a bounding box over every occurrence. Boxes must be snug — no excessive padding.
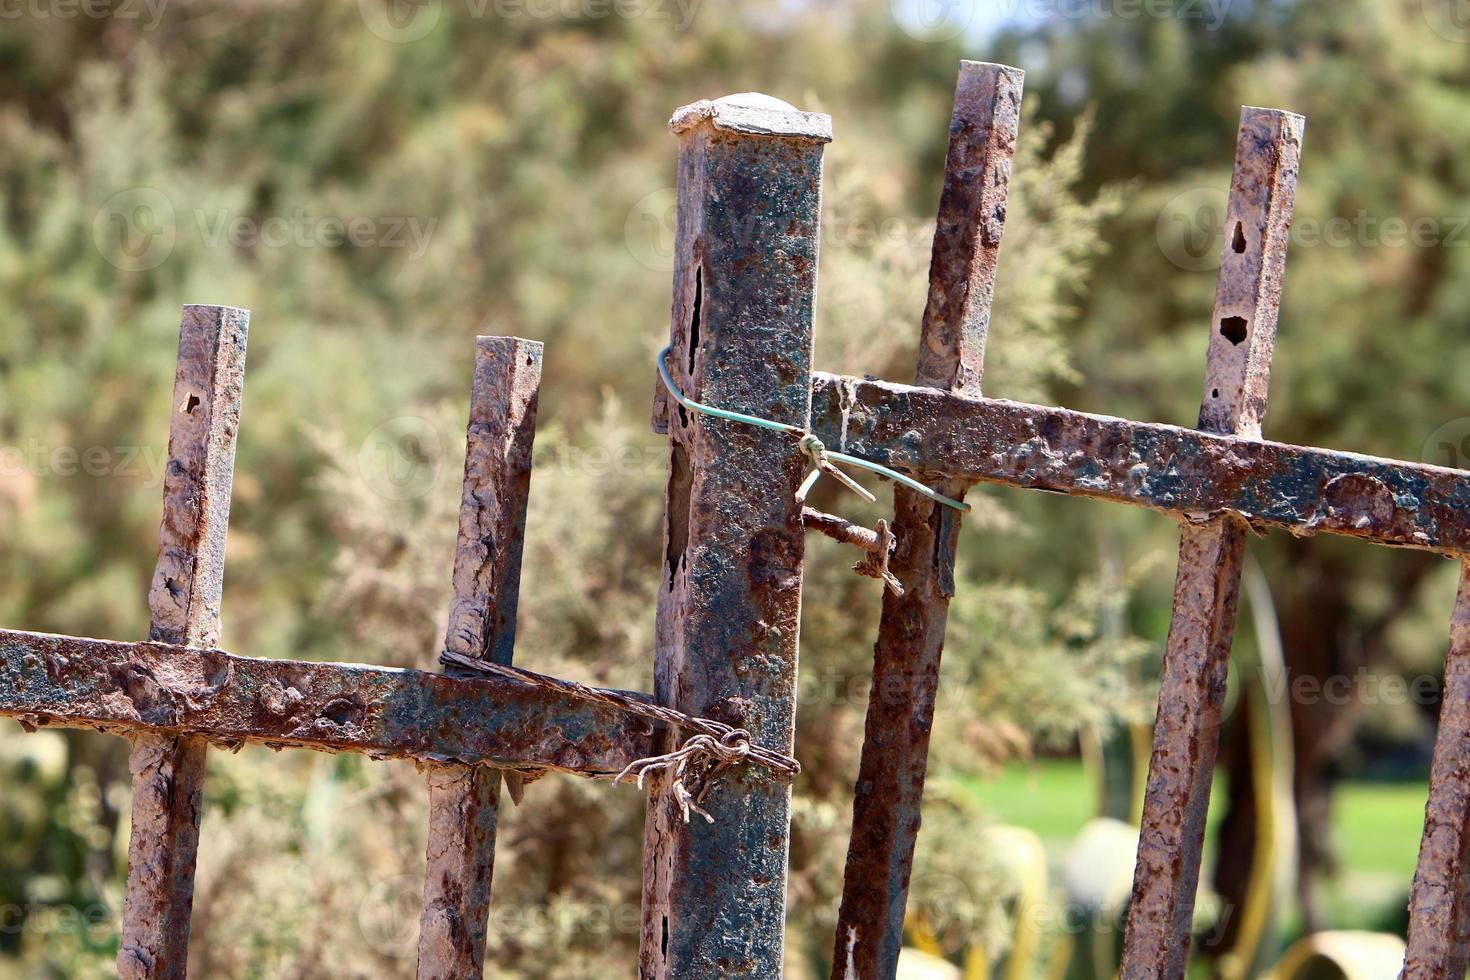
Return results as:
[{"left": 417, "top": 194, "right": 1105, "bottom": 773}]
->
[{"left": 615, "top": 729, "right": 754, "bottom": 824}]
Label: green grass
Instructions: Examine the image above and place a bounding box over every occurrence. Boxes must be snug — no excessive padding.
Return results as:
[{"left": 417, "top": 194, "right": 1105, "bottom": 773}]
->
[
  {"left": 961, "top": 759, "right": 1427, "bottom": 881},
  {"left": 1333, "top": 780, "right": 1428, "bottom": 878}
]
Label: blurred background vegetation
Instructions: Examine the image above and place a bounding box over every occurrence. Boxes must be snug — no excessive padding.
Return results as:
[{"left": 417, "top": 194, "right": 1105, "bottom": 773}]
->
[{"left": 2, "top": 0, "right": 1470, "bottom": 976}]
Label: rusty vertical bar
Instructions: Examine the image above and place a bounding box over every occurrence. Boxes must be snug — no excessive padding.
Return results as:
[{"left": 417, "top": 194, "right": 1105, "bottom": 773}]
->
[
  {"left": 417, "top": 336, "right": 542, "bottom": 980},
  {"left": 1403, "top": 561, "right": 1470, "bottom": 978},
  {"left": 640, "top": 93, "right": 829, "bottom": 979},
  {"left": 1120, "top": 107, "right": 1303, "bottom": 980},
  {"left": 831, "top": 60, "right": 1023, "bottom": 980},
  {"left": 118, "top": 304, "right": 249, "bottom": 980}
]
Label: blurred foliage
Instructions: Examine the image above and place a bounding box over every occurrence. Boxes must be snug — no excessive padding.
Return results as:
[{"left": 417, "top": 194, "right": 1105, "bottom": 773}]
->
[{"left": 2, "top": 0, "right": 1469, "bottom": 976}]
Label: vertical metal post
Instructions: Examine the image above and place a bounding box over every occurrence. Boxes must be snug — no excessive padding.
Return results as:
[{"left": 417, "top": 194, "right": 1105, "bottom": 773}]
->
[
  {"left": 641, "top": 93, "right": 830, "bottom": 979},
  {"left": 417, "top": 336, "right": 542, "bottom": 980},
  {"left": 1120, "top": 107, "right": 1303, "bottom": 980},
  {"left": 118, "top": 304, "right": 250, "bottom": 980},
  {"left": 1403, "top": 561, "right": 1470, "bottom": 978},
  {"left": 831, "top": 60, "right": 1023, "bottom": 980}
]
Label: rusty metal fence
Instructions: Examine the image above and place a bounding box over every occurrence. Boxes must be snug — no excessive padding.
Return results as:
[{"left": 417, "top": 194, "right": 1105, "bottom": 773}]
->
[{"left": 3, "top": 59, "right": 1469, "bottom": 980}]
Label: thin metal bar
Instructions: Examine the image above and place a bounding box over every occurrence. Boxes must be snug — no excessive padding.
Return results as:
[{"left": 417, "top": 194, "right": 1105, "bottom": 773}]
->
[
  {"left": 807, "top": 372, "right": 1470, "bottom": 554},
  {"left": 639, "top": 93, "right": 829, "bottom": 979},
  {"left": 1121, "top": 107, "right": 1304, "bottom": 979},
  {"left": 0, "top": 628, "right": 659, "bottom": 773},
  {"left": 832, "top": 60, "right": 1023, "bottom": 979},
  {"left": 118, "top": 305, "right": 248, "bottom": 980},
  {"left": 1403, "top": 560, "right": 1470, "bottom": 977},
  {"left": 418, "top": 336, "right": 543, "bottom": 980}
]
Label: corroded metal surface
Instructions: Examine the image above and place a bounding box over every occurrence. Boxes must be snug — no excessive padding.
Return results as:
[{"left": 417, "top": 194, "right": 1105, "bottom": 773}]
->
[
  {"left": 1403, "top": 561, "right": 1470, "bottom": 977},
  {"left": 0, "top": 629, "right": 658, "bottom": 773},
  {"left": 1121, "top": 518, "right": 1248, "bottom": 976},
  {"left": 833, "top": 60, "right": 1022, "bottom": 980},
  {"left": 640, "top": 93, "right": 828, "bottom": 980},
  {"left": 1198, "top": 109, "right": 1303, "bottom": 439},
  {"left": 1121, "top": 108, "right": 1303, "bottom": 980},
  {"left": 911, "top": 61, "right": 1021, "bottom": 399},
  {"left": 419, "top": 336, "right": 543, "bottom": 980},
  {"left": 121, "top": 304, "right": 249, "bottom": 980},
  {"left": 808, "top": 374, "right": 1470, "bottom": 554}
]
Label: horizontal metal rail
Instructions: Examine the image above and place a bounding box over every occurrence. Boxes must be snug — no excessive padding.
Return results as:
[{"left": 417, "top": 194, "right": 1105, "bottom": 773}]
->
[
  {"left": 810, "top": 373, "right": 1470, "bottom": 554},
  {"left": 0, "top": 628, "right": 657, "bottom": 775}
]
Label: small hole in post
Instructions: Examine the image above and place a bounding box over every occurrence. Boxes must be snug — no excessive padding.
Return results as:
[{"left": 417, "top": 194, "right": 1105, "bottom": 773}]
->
[
  {"left": 1220, "top": 317, "right": 1248, "bottom": 346},
  {"left": 183, "top": 394, "right": 200, "bottom": 414},
  {"left": 1212, "top": 388, "right": 1220, "bottom": 399},
  {"left": 687, "top": 268, "right": 702, "bottom": 375},
  {"left": 1232, "top": 222, "right": 1247, "bottom": 253}
]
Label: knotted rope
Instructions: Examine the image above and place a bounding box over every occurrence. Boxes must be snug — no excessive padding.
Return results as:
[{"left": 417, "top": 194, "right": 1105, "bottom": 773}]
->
[{"left": 440, "top": 651, "right": 800, "bottom": 823}]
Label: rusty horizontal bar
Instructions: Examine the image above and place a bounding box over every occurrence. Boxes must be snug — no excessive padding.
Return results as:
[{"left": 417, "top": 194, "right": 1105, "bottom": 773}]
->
[
  {"left": 809, "top": 373, "right": 1470, "bottom": 554},
  {"left": 0, "top": 629, "right": 657, "bottom": 775}
]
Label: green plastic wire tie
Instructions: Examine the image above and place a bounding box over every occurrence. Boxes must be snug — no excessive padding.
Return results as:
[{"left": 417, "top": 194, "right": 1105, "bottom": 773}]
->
[{"left": 655, "top": 345, "right": 970, "bottom": 513}]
